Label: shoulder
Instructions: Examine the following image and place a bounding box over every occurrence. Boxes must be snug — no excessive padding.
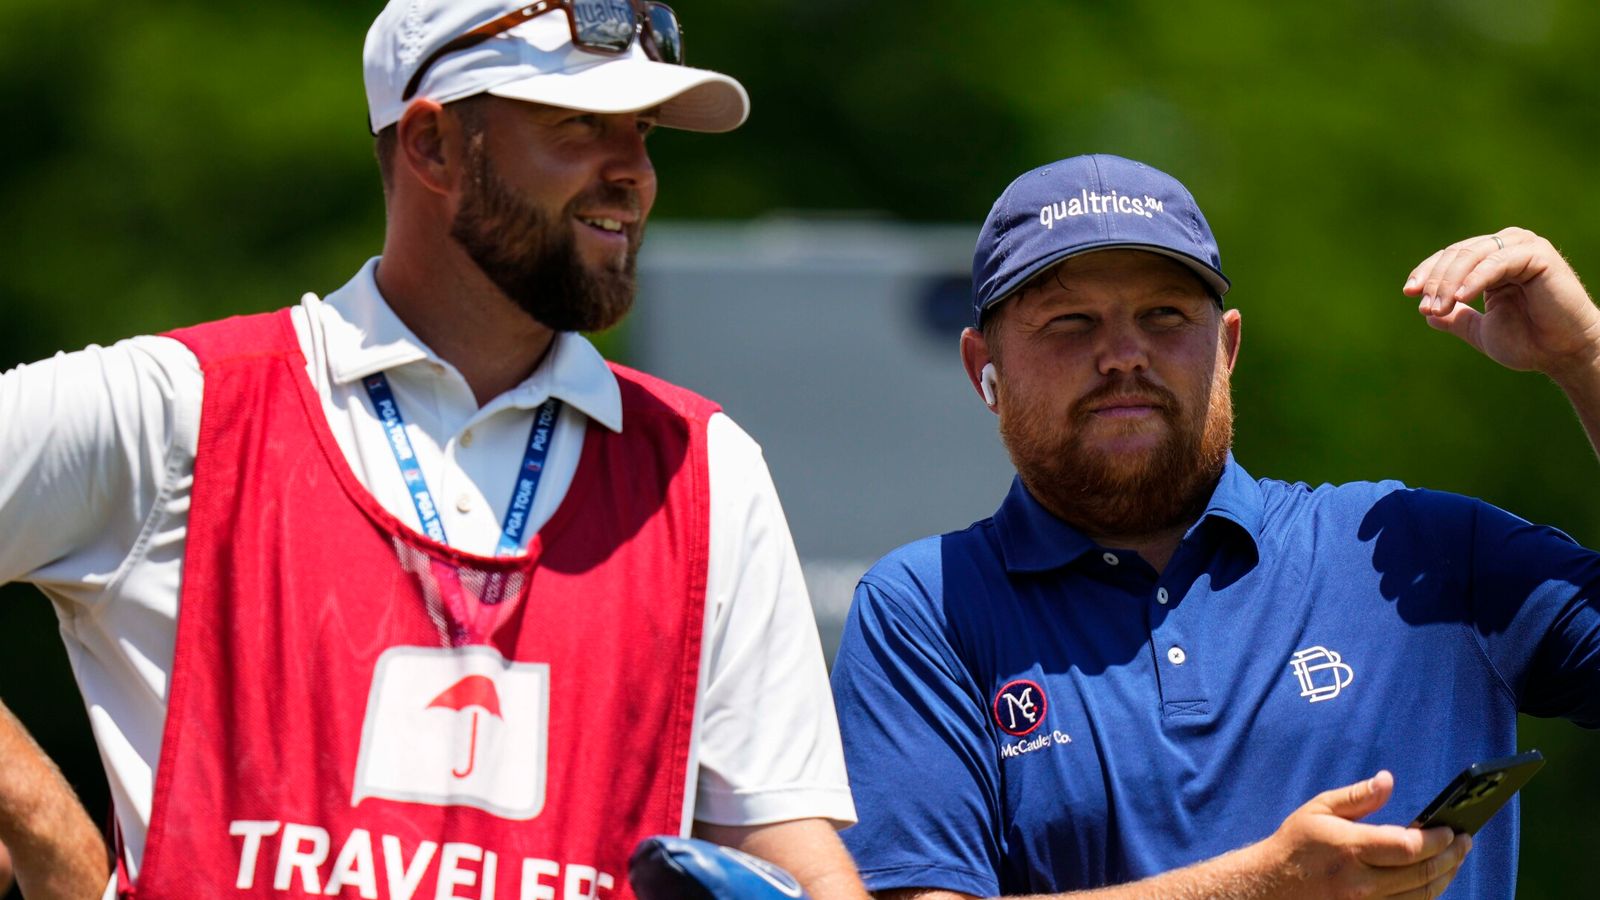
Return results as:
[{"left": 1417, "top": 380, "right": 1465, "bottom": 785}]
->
[
  {"left": 857, "top": 521, "right": 1003, "bottom": 628},
  {"left": 608, "top": 361, "right": 722, "bottom": 425},
  {"left": 1254, "top": 475, "right": 1484, "bottom": 535},
  {"left": 162, "top": 310, "right": 296, "bottom": 365},
  {"left": 8, "top": 333, "right": 204, "bottom": 425},
  {"left": 1245, "top": 474, "right": 1531, "bottom": 577}
]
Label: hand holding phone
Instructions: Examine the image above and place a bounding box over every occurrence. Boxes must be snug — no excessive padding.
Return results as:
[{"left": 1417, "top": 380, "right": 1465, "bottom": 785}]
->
[{"left": 1410, "top": 750, "right": 1545, "bottom": 835}]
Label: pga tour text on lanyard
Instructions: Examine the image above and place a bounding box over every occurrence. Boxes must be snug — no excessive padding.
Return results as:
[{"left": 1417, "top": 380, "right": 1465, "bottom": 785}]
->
[{"left": 364, "top": 372, "right": 561, "bottom": 558}]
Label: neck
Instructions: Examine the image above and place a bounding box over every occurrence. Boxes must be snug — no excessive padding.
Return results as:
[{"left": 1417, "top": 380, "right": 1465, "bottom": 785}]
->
[
  {"left": 1082, "top": 523, "right": 1191, "bottom": 574},
  {"left": 375, "top": 243, "right": 556, "bottom": 408},
  {"left": 1025, "top": 472, "right": 1222, "bottom": 575}
]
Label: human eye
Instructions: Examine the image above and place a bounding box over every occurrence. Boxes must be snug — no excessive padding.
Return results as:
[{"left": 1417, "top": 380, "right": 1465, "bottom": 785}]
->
[
  {"left": 561, "top": 113, "right": 602, "bottom": 131},
  {"left": 636, "top": 116, "right": 659, "bottom": 138},
  {"left": 1143, "top": 306, "right": 1187, "bottom": 328},
  {"left": 1045, "top": 311, "right": 1094, "bottom": 333}
]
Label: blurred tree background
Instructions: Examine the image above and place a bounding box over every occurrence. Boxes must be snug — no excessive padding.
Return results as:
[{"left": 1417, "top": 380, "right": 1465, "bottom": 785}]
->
[{"left": 3, "top": 0, "right": 1600, "bottom": 895}]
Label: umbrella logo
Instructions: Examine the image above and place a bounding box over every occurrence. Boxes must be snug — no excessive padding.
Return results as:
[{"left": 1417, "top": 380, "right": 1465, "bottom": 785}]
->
[
  {"left": 427, "top": 675, "right": 503, "bottom": 778},
  {"left": 353, "top": 646, "right": 550, "bottom": 820}
]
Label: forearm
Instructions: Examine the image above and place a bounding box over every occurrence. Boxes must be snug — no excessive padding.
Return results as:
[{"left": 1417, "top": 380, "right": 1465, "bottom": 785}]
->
[
  {"left": 1550, "top": 345, "right": 1600, "bottom": 463},
  {"left": 694, "top": 817, "right": 871, "bottom": 900},
  {"left": 1075, "top": 842, "right": 1285, "bottom": 900},
  {"left": 880, "top": 841, "right": 1286, "bottom": 900},
  {"left": 0, "top": 701, "right": 110, "bottom": 900}
]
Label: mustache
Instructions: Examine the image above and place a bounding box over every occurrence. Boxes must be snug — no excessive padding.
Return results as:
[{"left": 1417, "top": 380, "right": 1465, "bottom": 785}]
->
[
  {"left": 1071, "top": 377, "right": 1179, "bottom": 420},
  {"left": 565, "top": 184, "right": 643, "bottom": 221}
]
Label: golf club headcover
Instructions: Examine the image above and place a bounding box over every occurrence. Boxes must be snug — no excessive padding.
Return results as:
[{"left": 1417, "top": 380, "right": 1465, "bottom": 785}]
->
[{"left": 628, "top": 836, "right": 810, "bottom": 900}]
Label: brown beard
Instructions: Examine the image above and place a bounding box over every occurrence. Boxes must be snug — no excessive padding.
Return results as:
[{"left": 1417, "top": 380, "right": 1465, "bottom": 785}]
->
[
  {"left": 999, "top": 365, "right": 1234, "bottom": 540},
  {"left": 449, "top": 130, "right": 641, "bottom": 333}
]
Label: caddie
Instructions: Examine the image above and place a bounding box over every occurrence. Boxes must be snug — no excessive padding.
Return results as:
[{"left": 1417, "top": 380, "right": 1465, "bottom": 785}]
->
[
  {"left": 832, "top": 153, "right": 1600, "bottom": 899},
  {"left": 0, "top": 2, "right": 865, "bottom": 897}
]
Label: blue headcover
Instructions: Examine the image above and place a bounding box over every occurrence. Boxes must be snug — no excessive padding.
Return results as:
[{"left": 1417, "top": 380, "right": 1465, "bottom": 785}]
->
[{"left": 629, "top": 836, "right": 810, "bottom": 900}]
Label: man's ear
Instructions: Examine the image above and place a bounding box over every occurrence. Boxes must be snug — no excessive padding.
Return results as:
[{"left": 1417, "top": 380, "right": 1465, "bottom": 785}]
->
[
  {"left": 394, "top": 99, "right": 460, "bottom": 197},
  {"left": 1221, "top": 308, "right": 1242, "bottom": 372},
  {"left": 960, "top": 327, "right": 999, "bottom": 413}
]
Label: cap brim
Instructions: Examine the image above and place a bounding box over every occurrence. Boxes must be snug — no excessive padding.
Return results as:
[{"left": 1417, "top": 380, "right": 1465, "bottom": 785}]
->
[
  {"left": 487, "top": 58, "right": 749, "bottom": 133},
  {"left": 986, "top": 241, "right": 1231, "bottom": 318}
]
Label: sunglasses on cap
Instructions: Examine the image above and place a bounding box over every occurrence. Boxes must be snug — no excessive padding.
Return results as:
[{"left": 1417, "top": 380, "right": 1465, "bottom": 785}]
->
[{"left": 403, "top": 0, "right": 685, "bottom": 102}]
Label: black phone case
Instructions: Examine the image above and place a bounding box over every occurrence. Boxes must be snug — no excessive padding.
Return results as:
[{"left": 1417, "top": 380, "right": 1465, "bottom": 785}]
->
[{"left": 1408, "top": 750, "right": 1546, "bottom": 835}]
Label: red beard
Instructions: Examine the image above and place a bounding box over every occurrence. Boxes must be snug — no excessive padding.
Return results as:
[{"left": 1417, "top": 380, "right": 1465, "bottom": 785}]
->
[{"left": 999, "top": 367, "right": 1234, "bottom": 541}]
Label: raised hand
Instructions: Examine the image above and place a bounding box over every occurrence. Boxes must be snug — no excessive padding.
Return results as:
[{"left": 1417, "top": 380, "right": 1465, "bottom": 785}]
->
[{"left": 1403, "top": 228, "right": 1600, "bottom": 381}]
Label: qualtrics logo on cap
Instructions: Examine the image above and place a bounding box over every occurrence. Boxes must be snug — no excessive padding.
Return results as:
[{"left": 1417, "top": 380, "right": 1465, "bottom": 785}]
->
[
  {"left": 352, "top": 646, "right": 550, "bottom": 820},
  {"left": 1039, "top": 190, "right": 1166, "bottom": 229}
]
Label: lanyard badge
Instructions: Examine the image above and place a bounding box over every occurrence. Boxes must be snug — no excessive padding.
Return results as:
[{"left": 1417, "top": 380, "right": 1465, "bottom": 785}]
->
[{"left": 363, "top": 372, "right": 563, "bottom": 557}]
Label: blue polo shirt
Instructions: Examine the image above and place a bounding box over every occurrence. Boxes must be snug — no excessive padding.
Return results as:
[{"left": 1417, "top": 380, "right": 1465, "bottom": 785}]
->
[{"left": 832, "top": 458, "right": 1600, "bottom": 899}]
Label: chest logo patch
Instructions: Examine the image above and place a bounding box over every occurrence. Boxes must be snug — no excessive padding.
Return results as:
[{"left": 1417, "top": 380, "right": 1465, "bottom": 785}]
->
[
  {"left": 1289, "top": 645, "right": 1354, "bottom": 703},
  {"left": 993, "top": 679, "right": 1048, "bottom": 736},
  {"left": 353, "top": 645, "right": 550, "bottom": 820}
]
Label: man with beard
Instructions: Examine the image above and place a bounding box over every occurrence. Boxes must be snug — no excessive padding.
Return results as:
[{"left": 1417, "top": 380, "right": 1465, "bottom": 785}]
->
[
  {"left": 0, "top": 1, "right": 864, "bottom": 897},
  {"left": 831, "top": 154, "right": 1600, "bottom": 899}
]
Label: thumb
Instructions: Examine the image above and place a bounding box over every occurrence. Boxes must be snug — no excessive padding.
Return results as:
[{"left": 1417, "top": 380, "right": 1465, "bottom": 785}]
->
[
  {"left": 1423, "top": 302, "right": 1485, "bottom": 353},
  {"left": 1315, "top": 770, "right": 1394, "bottom": 821}
]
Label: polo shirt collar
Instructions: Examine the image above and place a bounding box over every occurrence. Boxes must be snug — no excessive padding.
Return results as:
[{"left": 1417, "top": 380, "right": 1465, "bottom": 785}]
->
[
  {"left": 992, "top": 453, "right": 1264, "bottom": 574},
  {"left": 318, "top": 258, "right": 623, "bottom": 433},
  {"left": 1198, "top": 453, "right": 1265, "bottom": 546}
]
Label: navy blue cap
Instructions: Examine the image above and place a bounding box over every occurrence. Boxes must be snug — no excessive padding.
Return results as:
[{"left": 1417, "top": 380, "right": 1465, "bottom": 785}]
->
[{"left": 972, "top": 154, "right": 1230, "bottom": 324}]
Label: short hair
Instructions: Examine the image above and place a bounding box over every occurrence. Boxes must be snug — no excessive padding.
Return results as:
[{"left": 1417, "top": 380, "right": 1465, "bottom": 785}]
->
[
  {"left": 375, "top": 125, "right": 398, "bottom": 192},
  {"left": 373, "top": 96, "right": 489, "bottom": 194}
]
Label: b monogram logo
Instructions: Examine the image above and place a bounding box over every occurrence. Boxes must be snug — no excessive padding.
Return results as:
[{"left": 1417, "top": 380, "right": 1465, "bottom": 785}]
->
[{"left": 1289, "top": 646, "right": 1354, "bottom": 703}]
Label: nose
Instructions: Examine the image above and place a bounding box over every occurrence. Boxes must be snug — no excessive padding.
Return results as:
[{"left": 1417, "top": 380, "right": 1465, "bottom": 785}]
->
[
  {"left": 1094, "top": 320, "right": 1150, "bottom": 376},
  {"left": 600, "top": 116, "right": 657, "bottom": 204}
]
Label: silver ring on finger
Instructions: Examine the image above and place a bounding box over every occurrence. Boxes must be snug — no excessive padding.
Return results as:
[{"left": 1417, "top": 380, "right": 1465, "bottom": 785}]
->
[{"left": 1491, "top": 234, "right": 1505, "bottom": 251}]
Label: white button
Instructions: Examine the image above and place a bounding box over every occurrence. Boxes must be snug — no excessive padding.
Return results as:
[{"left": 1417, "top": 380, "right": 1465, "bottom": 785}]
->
[
  {"left": 1157, "top": 588, "right": 1170, "bottom": 605},
  {"left": 1167, "top": 646, "right": 1187, "bottom": 665},
  {"left": 1102, "top": 552, "right": 1120, "bottom": 566},
  {"left": 460, "top": 429, "right": 475, "bottom": 448},
  {"left": 455, "top": 494, "right": 473, "bottom": 514}
]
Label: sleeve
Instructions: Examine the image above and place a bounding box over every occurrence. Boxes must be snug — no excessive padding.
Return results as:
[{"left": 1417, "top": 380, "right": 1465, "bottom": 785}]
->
[
  {"left": 0, "top": 337, "right": 197, "bottom": 598},
  {"left": 831, "top": 574, "right": 1002, "bottom": 897},
  {"left": 1460, "top": 495, "right": 1600, "bottom": 726},
  {"left": 692, "top": 413, "right": 856, "bottom": 826}
]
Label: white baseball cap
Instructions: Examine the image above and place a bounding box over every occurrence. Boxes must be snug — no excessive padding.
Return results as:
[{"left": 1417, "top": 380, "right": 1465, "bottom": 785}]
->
[{"left": 364, "top": 0, "right": 751, "bottom": 134}]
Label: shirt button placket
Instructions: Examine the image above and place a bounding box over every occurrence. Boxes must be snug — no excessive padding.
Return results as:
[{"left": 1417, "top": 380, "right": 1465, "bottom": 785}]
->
[{"left": 1150, "top": 576, "right": 1208, "bottom": 723}]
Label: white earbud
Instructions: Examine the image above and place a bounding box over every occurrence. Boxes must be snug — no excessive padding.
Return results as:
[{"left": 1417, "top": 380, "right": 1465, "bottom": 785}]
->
[{"left": 980, "top": 363, "right": 999, "bottom": 408}]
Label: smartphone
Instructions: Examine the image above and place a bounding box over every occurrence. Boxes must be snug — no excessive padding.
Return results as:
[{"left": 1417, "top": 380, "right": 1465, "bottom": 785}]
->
[{"left": 1409, "top": 750, "right": 1545, "bottom": 835}]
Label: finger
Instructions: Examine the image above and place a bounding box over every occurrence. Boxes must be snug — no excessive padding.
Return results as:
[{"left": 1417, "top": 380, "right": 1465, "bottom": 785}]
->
[
  {"left": 1372, "top": 833, "right": 1471, "bottom": 897},
  {"left": 1314, "top": 770, "right": 1394, "bottom": 820},
  {"left": 1451, "top": 241, "right": 1554, "bottom": 304},
  {"left": 1420, "top": 238, "right": 1498, "bottom": 316},
  {"left": 1357, "top": 825, "right": 1456, "bottom": 867},
  {"left": 1418, "top": 243, "right": 1477, "bottom": 313},
  {"left": 1404, "top": 249, "right": 1447, "bottom": 297},
  {"left": 1387, "top": 869, "right": 1457, "bottom": 900},
  {"left": 1422, "top": 303, "right": 1484, "bottom": 354}
]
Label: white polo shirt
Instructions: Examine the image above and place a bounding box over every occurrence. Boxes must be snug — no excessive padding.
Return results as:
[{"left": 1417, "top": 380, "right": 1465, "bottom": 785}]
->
[{"left": 0, "top": 259, "right": 854, "bottom": 879}]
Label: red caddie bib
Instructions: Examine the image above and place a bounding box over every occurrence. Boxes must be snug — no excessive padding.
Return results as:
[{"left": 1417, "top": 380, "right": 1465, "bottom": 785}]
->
[{"left": 123, "top": 310, "right": 714, "bottom": 899}]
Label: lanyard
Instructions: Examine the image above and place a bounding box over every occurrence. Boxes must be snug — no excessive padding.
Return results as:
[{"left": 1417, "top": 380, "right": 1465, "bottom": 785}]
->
[{"left": 363, "top": 372, "right": 562, "bottom": 557}]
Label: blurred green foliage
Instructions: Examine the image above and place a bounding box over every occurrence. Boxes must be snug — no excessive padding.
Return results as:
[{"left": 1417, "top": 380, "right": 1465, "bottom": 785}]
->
[{"left": 3, "top": 0, "right": 1600, "bottom": 896}]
